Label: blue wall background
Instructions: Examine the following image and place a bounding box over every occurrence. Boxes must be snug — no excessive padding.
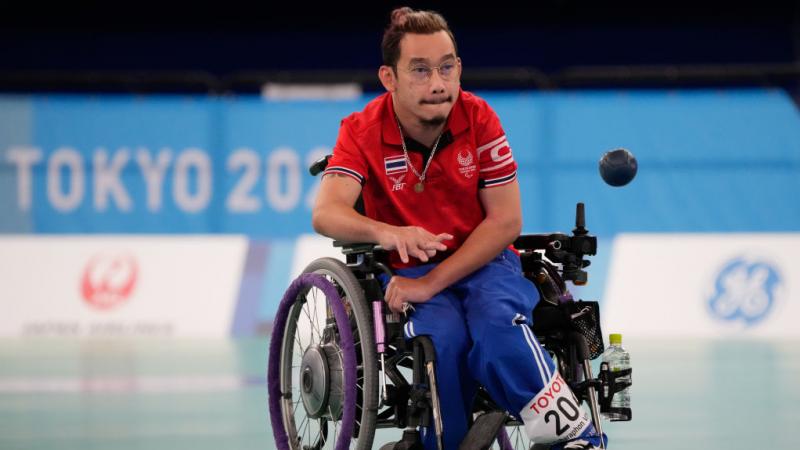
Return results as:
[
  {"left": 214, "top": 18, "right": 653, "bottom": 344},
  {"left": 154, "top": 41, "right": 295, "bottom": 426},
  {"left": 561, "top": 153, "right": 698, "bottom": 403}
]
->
[{"left": 1, "top": 89, "right": 799, "bottom": 237}]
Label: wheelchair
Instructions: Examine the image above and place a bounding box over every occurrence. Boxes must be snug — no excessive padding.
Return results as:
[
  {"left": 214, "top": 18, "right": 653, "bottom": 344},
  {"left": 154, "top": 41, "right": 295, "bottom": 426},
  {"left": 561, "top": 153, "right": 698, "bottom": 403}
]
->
[{"left": 268, "top": 161, "right": 631, "bottom": 450}]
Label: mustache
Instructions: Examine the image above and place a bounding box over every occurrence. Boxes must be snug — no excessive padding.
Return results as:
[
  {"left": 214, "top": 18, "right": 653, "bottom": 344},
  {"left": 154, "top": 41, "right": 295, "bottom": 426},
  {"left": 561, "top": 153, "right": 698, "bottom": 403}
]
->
[{"left": 420, "top": 96, "right": 452, "bottom": 105}]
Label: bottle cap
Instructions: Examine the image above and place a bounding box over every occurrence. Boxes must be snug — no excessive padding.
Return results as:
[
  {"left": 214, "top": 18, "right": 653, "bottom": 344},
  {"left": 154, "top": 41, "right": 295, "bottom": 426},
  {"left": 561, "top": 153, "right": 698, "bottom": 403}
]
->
[{"left": 609, "top": 333, "right": 622, "bottom": 345}]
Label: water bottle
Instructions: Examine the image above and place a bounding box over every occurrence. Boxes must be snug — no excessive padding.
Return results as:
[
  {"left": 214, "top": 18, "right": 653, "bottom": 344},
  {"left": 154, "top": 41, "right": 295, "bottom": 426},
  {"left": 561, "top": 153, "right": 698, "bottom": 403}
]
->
[{"left": 601, "top": 333, "right": 631, "bottom": 420}]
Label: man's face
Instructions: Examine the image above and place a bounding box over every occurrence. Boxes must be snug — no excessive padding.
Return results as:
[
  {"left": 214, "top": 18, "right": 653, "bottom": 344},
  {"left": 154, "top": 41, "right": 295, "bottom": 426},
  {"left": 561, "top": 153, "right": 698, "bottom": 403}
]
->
[{"left": 389, "top": 31, "right": 461, "bottom": 128}]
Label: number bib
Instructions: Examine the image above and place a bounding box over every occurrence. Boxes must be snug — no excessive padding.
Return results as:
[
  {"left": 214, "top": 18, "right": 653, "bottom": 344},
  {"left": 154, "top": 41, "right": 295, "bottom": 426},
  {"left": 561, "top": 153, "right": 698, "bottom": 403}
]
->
[{"left": 519, "top": 372, "right": 591, "bottom": 444}]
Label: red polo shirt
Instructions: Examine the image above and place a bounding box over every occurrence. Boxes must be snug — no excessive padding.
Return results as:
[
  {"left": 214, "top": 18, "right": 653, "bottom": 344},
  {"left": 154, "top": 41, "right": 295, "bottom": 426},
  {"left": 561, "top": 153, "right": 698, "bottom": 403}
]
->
[{"left": 324, "top": 89, "right": 517, "bottom": 268}]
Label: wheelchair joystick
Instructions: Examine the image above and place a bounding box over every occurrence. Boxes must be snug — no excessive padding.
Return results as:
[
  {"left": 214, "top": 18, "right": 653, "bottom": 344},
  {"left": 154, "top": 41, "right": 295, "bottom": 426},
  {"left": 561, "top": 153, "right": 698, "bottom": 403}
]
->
[{"left": 573, "top": 202, "right": 587, "bottom": 236}]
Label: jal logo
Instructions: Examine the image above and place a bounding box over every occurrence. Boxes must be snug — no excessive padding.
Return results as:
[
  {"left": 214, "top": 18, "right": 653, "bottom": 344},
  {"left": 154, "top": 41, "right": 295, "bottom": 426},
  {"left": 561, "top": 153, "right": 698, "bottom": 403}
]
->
[
  {"left": 707, "top": 257, "right": 782, "bottom": 327},
  {"left": 81, "top": 253, "right": 138, "bottom": 310}
]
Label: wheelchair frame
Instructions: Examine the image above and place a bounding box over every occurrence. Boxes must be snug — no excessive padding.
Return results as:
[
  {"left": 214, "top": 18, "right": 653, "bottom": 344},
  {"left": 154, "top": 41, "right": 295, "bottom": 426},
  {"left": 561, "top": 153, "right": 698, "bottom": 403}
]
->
[{"left": 268, "top": 203, "right": 632, "bottom": 450}]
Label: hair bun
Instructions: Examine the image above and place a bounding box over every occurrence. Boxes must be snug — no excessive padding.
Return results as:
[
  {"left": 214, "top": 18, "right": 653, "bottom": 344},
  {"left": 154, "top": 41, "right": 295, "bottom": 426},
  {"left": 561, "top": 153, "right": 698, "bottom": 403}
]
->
[{"left": 390, "top": 7, "right": 413, "bottom": 26}]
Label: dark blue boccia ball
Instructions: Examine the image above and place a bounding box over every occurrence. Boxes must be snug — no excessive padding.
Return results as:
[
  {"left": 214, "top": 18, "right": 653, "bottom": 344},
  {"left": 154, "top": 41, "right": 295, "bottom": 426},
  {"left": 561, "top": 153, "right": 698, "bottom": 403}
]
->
[{"left": 599, "top": 148, "right": 638, "bottom": 187}]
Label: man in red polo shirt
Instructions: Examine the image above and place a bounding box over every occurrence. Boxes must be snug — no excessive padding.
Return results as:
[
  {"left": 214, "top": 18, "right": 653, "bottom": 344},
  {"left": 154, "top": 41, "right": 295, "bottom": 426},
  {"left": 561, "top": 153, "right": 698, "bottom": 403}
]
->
[{"left": 312, "top": 7, "right": 607, "bottom": 450}]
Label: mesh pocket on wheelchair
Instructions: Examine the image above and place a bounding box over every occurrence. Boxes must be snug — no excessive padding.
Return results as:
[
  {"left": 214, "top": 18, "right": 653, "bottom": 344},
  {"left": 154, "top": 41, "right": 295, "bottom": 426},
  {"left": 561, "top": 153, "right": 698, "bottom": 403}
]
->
[
  {"left": 565, "top": 300, "right": 604, "bottom": 360},
  {"left": 532, "top": 299, "right": 605, "bottom": 360}
]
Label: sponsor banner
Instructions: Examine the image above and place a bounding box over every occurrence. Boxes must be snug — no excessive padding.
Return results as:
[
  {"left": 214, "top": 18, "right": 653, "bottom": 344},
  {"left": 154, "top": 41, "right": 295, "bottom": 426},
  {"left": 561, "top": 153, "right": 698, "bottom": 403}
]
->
[
  {"left": 0, "top": 235, "right": 247, "bottom": 337},
  {"left": 603, "top": 233, "right": 799, "bottom": 338},
  {"left": 2, "top": 89, "right": 799, "bottom": 237}
]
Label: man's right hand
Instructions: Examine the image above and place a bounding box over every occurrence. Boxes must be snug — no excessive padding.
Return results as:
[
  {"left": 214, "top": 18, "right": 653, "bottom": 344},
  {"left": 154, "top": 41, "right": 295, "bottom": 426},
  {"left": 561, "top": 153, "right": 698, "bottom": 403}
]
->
[{"left": 377, "top": 225, "right": 453, "bottom": 263}]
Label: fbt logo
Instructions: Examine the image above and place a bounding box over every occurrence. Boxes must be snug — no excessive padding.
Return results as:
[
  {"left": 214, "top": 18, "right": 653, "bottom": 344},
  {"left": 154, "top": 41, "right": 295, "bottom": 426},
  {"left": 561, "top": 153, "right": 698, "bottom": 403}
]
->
[
  {"left": 707, "top": 257, "right": 782, "bottom": 327},
  {"left": 81, "top": 253, "right": 139, "bottom": 310},
  {"left": 390, "top": 174, "right": 406, "bottom": 192}
]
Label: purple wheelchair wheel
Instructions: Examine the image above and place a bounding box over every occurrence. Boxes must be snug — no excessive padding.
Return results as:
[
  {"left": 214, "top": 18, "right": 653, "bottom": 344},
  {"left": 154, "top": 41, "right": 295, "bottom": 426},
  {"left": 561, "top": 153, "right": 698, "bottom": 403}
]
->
[{"left": 268, "top": 258, "right": 378, "bottom": 450}]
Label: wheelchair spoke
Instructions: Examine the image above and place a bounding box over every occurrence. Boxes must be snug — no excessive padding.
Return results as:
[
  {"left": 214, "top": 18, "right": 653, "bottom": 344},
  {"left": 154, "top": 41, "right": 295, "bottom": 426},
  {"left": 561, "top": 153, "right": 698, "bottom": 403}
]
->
[
  {"left": 308, "top": 288, "right": 324, "bottom": 344},
  {"left": 304, "top": 417, "right": 321, "bottom": 450},
  {"left": 293, "top": 307, "right": 311, "bottom": 351},
  {"left": 294, "top": 328, "right": 306, "bottom": 358},
  {"left": 320, "top": 421, "right": 328, "bottom": 448},
  {"left": 301, "top": 298, "right": 316, "bottom": 339},
  {"left": 301, "top": 299, "right": 321, "bottom": 346},
  {"left": 311, "top": 287, "right": 320, "bottom": 338},
  {"left": 317, "top": 418, "right": 326, "bottom": 449},
  {"left": 293, "top": 394, "right": 302, "bottom": 411},
  {"left": 297, "top": 414, "right": 310, "bottom": 443},
  {"left": 329, "top": 405, "right": 338, "bottom": 447},
  {"left": 509, "top": 424, "right": 529, "bottom": 450}
]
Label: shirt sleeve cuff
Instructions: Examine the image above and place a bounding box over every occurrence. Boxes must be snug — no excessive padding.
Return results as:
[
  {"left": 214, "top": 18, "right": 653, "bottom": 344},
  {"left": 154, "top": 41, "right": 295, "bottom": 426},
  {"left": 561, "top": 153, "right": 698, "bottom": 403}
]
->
[
  {"left": 323, "top": 166, "right": 366, "bottom": 185},
  {"left": 479, "top": 171, "right": 517, "bottom": 189}
]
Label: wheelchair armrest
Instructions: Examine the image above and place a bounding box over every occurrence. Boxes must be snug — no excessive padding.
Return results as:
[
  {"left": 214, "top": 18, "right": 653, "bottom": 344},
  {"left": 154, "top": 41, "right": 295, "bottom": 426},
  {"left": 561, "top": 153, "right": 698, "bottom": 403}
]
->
[
  {"left": 332, "top": 241, "right": 394, "bottom": 278},
  {"left": 333, "top": 241, "right": 382, "bottom": 254},
  {"left": 513, "top": 233, "right": 569, "bottom": 251},
  {"left": 515, "top": 232, "right": 596, "bottom": 285}
]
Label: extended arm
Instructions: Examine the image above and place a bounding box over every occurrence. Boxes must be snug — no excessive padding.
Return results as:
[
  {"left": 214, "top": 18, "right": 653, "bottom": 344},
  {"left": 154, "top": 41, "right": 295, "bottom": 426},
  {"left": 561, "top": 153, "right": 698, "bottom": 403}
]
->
[{"left": 312, "top": 174, "right": 452, "bottom": 263}]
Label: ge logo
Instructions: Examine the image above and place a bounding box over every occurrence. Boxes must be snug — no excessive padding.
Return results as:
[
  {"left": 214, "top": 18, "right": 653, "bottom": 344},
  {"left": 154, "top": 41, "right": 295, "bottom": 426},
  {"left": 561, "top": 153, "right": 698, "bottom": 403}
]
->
[
  {"left": 707, "top": 258, "right": 781, "bottom": 326},
  {"left": 80, "top": 253, "right": 138, "bottom": 310}
]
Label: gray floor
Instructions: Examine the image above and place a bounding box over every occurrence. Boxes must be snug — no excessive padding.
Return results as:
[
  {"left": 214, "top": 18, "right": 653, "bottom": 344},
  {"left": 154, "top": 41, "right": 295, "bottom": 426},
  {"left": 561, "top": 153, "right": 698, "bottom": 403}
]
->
[{"left": 1, "top": 337, "right": 798, "bottom": 450}]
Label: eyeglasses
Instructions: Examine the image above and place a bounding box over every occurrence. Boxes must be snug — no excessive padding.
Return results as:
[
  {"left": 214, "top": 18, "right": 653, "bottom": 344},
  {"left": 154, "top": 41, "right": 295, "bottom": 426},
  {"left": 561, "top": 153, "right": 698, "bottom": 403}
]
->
[{"left": 404, "top": 60, "right": 458, "bottom": 84}]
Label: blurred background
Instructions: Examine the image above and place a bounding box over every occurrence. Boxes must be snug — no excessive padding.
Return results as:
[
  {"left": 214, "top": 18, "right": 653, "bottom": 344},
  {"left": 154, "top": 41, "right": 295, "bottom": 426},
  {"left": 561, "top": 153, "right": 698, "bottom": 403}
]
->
[{"left": 1, "top": 2, "right": 799, "bottom": 449}]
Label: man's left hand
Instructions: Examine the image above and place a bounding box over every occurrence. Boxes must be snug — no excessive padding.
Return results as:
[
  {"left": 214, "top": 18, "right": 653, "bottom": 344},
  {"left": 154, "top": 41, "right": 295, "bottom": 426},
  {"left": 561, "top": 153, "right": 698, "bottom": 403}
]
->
[{"left": 385, "top": 275, "right": 436, "bottom": 313}]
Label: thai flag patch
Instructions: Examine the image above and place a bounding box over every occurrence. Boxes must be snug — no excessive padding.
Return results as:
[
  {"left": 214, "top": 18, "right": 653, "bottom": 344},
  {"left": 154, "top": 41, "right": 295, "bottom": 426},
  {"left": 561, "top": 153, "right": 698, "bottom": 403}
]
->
[{"left": 384, "top": 155, "right": 407, "bottom": 174}]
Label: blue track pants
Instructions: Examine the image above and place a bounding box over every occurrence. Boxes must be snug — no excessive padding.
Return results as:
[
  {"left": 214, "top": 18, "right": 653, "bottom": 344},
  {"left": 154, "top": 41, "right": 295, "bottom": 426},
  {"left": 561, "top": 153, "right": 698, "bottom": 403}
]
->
[{"left": 388, "top": 249, "right": 604, "bottom": 449}]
